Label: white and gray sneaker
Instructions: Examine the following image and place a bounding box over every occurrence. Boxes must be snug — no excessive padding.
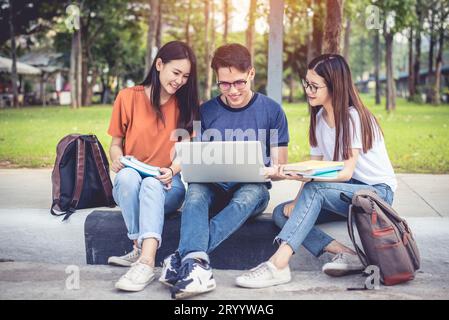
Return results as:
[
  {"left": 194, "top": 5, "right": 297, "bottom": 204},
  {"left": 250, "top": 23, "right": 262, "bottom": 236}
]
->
[
  {"left": 235, "top": 261, "right": 291, "bottom": 289},
  {"left": 114, "top": 261, "right": 155, "bottom": 292},
  {"left": 108, "top": 247, "right": 141, "bottom": 267},
  {"left": 322, "top": 253, "right": 365, "bottom": 277}
]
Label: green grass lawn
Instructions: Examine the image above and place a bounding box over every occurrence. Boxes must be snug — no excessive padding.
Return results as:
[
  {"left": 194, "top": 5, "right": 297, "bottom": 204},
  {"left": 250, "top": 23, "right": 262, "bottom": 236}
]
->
[{"left": 1, "top": 95, "right": 449, "bottom": 173}]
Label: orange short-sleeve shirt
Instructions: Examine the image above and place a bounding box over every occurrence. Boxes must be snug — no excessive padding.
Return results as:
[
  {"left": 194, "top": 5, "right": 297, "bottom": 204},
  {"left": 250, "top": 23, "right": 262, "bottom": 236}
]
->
[{"left": 107, "top": 85, "right": 180, "bottom": 168}]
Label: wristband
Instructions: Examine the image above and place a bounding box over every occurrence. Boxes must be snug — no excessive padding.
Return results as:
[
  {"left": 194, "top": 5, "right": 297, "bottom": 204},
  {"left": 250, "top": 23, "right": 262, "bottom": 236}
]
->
[{"left": 168, "top": 167, "right": 174, "bottom": 177}]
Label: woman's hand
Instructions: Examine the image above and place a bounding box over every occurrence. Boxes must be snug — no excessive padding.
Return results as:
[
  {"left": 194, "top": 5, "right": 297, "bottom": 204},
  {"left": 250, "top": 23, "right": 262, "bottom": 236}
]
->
[
  {"left": 280, "top": 165, "right": 313, "bottom": 182},
  {"left": 284, "top": 174, "right": 313, "bottom": 182},
  {"left": 111, "top": 157, "right": 124, "bottom": 173},
  {"left": 157, "top": 167, "right": 173, "bottom": 189},
  {"left": 283, "top": 201, "right": 297, "bottom": 218}
]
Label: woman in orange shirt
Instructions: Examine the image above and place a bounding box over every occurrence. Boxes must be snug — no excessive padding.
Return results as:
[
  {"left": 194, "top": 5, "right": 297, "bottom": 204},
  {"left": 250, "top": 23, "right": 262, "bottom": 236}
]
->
[{"left": 106, "top": 41, "right": 199, "bottom": 292}]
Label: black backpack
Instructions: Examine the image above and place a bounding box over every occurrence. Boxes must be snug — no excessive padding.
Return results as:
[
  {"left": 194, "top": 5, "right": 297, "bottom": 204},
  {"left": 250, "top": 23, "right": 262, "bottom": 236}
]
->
[{"left": 51, "top": 134, "right": 115, "bottom": 221}]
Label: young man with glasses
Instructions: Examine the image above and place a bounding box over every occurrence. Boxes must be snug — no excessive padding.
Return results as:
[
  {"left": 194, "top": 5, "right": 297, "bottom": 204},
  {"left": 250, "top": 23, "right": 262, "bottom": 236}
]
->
[{"left": 161, "top": 43, "right": 290, "bottom": 299}]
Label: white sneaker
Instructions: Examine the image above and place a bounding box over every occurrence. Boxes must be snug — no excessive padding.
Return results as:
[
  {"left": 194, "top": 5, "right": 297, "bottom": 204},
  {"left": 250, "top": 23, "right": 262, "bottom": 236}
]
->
[
  {"left": 114, "top": 261, "right": 155, "bottom": 292},
  {"left": 108, "top": 247, "right": 141, "bottom": 267},
  {"left": 322, "top": 253, "right": 365, "bottom": 277},
  {"left": 235, "top": 261, "right": 291, "bottom": 289}
]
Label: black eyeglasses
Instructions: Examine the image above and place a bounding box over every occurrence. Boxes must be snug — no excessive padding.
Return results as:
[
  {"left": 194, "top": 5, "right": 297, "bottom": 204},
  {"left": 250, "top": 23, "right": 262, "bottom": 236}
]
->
[
  {"left": 301, "top": 78, "right": 326, "bottom": 94},
  {"left": 217, "top": 73, "right": 250, "bottom": 91}
]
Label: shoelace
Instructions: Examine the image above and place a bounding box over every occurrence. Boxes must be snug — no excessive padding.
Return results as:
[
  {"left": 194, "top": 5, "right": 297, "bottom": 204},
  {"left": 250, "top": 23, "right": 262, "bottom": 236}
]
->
[
  {"left": 126, "top": 248, "right": 140, "bottom": 260},
  {"left": 176, "top": 259, "right": 197, "bottom": 281},
  {"left": 125, "top": 262, "right": 150, "bottom": 279},
  {"left": 244, "top": 263, "right": 270, "bottom": 279},
  {"left": 332, "top": 253, "right": 345, "bottom": 262}
]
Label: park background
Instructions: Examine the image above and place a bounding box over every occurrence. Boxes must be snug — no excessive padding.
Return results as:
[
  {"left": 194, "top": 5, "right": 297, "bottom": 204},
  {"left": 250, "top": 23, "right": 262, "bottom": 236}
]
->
[{"left": 0, "top": 0, "right": 448, "bottom": 174}]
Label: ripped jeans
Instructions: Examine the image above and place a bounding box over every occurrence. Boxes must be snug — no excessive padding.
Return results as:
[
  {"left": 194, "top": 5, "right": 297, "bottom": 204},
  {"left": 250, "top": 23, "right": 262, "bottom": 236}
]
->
[
  {"left": 177, "top": 183, "right": 270, "bottom": 261},
  {"left": 273, "top": 179, "right": 394, "bottom": 257},
  {"left": 112, "top": 168, "right": 186, "bottom": 248}
]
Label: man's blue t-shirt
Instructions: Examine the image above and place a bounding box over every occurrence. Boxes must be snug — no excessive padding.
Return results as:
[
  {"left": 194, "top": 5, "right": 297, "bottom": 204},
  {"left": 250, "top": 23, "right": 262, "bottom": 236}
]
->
[{"left": 196, "top": 92, "right": 289, "bottom": 190}]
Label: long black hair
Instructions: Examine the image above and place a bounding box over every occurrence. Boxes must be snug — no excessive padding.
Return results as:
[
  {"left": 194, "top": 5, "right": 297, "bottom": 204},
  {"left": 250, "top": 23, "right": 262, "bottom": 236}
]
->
[
  {"left": 307, "top": 54, "right": 382, "bottom": 160},
  {"left": 141, "top": 41, "right": 199, "bottom": 134}
]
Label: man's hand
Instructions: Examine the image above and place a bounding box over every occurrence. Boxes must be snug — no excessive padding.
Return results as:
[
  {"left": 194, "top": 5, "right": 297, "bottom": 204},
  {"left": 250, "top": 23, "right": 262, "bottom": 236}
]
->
[
  {"left": 264, "top": 165, "right": 290, "bottom": 180},
  {"left": 157, "top": 167, "right": 173, "bottom": 189},
  {"left": 263, "top": 166, "right": 278, "bottom": 179}
]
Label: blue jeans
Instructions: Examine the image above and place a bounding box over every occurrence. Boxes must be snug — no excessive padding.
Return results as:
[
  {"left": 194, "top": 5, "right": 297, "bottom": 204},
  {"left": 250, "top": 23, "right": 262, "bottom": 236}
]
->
[
  {"left": 178, "top": 183, "right": 270, "bottom": 261},
  {"left": 273, "top": 179, "right": 394, "bottom": 257},
  {"left": 112, "top": 167, "right": 186, "bottom": 248}
]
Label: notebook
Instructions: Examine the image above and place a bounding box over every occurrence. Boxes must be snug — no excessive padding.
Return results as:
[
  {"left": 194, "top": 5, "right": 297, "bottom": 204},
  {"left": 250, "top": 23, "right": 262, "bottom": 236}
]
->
[
  {"left": 119, "top": 156, "right": 160, "bottom": 177},
  {"left": 283, "top": 160, "right": 344, "bottom": 180}
]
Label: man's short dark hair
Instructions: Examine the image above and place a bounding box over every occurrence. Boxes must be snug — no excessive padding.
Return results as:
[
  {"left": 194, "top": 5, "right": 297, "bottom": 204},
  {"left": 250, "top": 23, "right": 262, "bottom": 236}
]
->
[{"left": 211, "top": 43, "right": 252, "bottom": 72}]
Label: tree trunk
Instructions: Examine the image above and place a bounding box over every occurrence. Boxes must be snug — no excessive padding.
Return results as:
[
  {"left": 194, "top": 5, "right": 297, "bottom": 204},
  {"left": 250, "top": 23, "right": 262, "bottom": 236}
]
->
[
  {"left": 81, "top": 45, "right": 89, "bottom": 106},
  {"left": 70, "top": 33, "right": 77, "bottom": 108},
  {"left": 343, "top": 17, "right": 351, "bottom": 61},
  {"left": 145, "top": 0, "right": 160, "bottom": 75},
  {"left": 8, "top": 0, "right": 18, "bottom": 108},
  {"left": 204, "top": 0, "right": 212, "bottom": 101},
  {"left": 185, "top": 0, "right": 192, "bottom": 46},
  {"left": 323, "top": 0, "right": 343, "bottom": 54},
  {"left": 223, "top": 0, "right": 229, "bottom": 43},
  {"left": 76, "top": 29, "right": 82, "bottom": 107},
  {"left": 115, "top": 75, "right": 121, "bottom": 96},
  {"left": 311, "top": 0, "right": 324, "bottom": 58},
  {"left": 384, "top": 28, "right": 396, "bottom": 111},
  {"left": 426, "top": 9, "right": 436, "bottom": 103},
  {"left": 101, "top": 73, "right": 110, "bottom": 104},
  {"left": 156, "top": 1, "right": 162, "bottom": 49},
  {"left": 288, "top": 74, "right": 294, "bottom": 103},
  {"left": 246, "top": 0, "right": 257, "bottom": 61},
  {"left": 374, "top": 29, "right": 381, "bottom": 105},
  {"left": 432, "top": 26, "right": 444, "bottom": 105},
  {"left": 70, "top": 30, "right": 82, "bottom": 109},
  {"left": 85, "top": 67, "right": 98, "bottom": 106},
  {"left": 413, "top": 0, "right": 423, "bottom": 97},
  {"left": 408, "top": 27, "right": 415, "bottom": 99},
  {"left": 306, "top": 7, "right": 313, "bottom": 63}
]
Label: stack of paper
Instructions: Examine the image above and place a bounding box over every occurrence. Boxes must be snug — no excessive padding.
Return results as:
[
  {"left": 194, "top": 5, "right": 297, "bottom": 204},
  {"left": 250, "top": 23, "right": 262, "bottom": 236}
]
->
[
  {"left": 120, "top": 156, "right": 160, "bottom": 177},
  {"left": 283, "top": 160, "right": 344, "bottom": 180}
]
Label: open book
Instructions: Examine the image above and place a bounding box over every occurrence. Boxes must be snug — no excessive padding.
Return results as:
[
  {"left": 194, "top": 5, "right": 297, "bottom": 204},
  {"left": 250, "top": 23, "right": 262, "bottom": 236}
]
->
[
  {"left": 283, "top": 160, "right": 344, "bottom": 180},
  {"left": 120, "top": 156, "right": 160, "bottom": 177}
]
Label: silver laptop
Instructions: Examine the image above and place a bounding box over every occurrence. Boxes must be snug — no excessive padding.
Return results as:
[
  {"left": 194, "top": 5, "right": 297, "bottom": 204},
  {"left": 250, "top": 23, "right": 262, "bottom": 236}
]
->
[{"left": 174, "top": 141, "right": 267, "bottom": 183}]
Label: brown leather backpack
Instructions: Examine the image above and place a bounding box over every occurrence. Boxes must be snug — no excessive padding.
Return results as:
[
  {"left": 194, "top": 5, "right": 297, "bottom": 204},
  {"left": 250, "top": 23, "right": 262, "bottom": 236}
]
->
[
  {"left": 343, "top": 190, "right": 420, "bottom": 286},
  {"left": 51, "top": 134, "right": 115, "bottom": 221}
]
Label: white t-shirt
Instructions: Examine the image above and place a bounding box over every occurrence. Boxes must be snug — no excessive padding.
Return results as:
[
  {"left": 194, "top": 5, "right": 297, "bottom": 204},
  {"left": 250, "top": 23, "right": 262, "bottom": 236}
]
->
[{"left": 310, "top": 107, "right": 397, "bottom": 192}]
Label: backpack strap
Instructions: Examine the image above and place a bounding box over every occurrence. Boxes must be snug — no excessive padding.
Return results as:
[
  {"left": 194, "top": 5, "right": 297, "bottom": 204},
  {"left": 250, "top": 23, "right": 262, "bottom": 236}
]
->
[
  {"left": 50, "top": 138, "right": 86, "bottom": 221},
  {"left": 347, "top": 203, "right": 369, "bottom": 267},
  {"left": 369, "top": 193, "right": 410, "bottom": 233},
  {"left": 90, "top": 138, "right": 114, "bottom": 205},
  {"left": 357, "top": 190, "right": 411, "bottom": 236}
]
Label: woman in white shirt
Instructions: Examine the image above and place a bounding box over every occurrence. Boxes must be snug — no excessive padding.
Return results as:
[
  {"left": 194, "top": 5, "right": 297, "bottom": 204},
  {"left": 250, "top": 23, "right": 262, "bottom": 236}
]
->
[{"left": 236, "top": 54, "right": 397, "bottom": 288}]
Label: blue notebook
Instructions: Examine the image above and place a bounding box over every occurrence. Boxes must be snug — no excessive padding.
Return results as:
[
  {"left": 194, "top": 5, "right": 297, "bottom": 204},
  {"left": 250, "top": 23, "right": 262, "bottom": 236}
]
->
[
  {"left": 119, "top": 156, "right": 160, "bottom": 177},
  {"left": 302, "top": 170, "right": 340, "bottom": 180}
]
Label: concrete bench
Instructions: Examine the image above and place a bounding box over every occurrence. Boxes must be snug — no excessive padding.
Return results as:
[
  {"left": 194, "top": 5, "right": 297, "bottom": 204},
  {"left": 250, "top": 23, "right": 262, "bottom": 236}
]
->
[{"left": 84, "top": 210, "right": 280, "bottom": 270}]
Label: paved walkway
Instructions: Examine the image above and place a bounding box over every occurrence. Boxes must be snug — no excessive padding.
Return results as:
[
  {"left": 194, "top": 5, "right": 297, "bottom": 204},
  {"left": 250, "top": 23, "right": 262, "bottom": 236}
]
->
[{"left": 1, "top": 169, "right": 449, "bottom": 300}]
